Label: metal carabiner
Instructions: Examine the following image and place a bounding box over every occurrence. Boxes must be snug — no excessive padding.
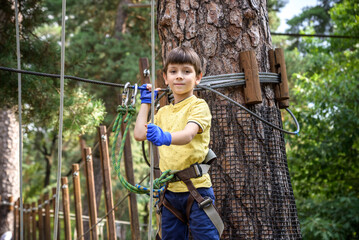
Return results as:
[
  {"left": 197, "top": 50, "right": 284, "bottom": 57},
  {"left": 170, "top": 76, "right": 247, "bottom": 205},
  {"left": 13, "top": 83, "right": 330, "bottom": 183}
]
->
[
  {"left": 131, "top": 84, "right": 138, "bottom": 106},
  {"left": 122, "top": 82, "right": 131, "bottom": 107}
]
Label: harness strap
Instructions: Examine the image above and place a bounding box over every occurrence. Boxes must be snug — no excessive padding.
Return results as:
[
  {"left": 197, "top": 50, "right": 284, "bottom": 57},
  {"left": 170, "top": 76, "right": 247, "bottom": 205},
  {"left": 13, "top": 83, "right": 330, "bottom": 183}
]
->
[
  {"left": 182, "top": 179, "right": 224, "bottom": 236},
  {"left": 186, "top": 195, "right": 194, "bottom": 223},
  {"left": 163, "top": 198, "right": 187, "bottom": 223},
  {"left": 156, "top": 150, "right": 224, "bottom": 238}
]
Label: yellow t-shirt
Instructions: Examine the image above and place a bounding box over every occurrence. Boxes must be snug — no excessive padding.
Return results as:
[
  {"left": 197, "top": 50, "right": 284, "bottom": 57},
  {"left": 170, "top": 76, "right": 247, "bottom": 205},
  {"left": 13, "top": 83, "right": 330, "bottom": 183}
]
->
[{"left": 154, "top": 95, "right": 212, "bottom": 192}]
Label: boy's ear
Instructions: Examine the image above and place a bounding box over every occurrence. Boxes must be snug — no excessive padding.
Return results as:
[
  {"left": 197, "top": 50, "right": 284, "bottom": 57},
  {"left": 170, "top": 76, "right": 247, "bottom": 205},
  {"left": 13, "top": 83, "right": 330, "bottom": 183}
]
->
[
  {"left": 163, "top": 72, "right": 168, "bottom": 85},
  {"left": 195, "top": 72, "right": 203, "bottom": 85}
]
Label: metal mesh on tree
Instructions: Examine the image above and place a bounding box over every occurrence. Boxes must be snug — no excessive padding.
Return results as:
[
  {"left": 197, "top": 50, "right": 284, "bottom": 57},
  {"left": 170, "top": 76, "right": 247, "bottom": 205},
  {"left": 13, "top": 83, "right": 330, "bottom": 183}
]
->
[{"left": 201, "top": 88, "right": 302, "bottom": 239}]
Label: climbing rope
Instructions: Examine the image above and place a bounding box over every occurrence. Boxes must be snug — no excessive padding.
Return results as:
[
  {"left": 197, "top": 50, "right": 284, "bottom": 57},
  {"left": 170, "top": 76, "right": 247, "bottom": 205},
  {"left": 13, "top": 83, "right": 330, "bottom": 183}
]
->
[{"left": 110, "top": 83, "right": 174, "bottom": 198}]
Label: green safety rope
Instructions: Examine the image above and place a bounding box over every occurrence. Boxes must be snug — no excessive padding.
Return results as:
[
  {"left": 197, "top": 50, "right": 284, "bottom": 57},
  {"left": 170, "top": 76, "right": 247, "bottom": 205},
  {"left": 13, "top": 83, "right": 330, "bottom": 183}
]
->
[{"left": 111, "top": 105, "right": 174, "bottom": 197}]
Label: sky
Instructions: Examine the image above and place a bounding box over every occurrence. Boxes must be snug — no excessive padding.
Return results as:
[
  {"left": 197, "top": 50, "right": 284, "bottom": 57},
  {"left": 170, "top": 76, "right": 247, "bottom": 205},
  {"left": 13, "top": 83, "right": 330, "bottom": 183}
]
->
[{"left": 277, "top": 0, "right": 318, "bottom": 32}]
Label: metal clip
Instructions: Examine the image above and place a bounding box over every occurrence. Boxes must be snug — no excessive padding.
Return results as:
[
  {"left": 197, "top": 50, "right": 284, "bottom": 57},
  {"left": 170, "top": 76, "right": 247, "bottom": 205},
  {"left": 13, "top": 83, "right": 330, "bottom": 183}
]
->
[
  {"left": 122, "top": 82, "right": 131, "bottom": 107},
  {"left": 131, "top": 84, "right": 138, "bottom": 106},
  {"left": 101, "top": 134, "right": 107, "bottom": 141},
  {"left": 143, "top": 69, "right": 150, "bottom": 77}
]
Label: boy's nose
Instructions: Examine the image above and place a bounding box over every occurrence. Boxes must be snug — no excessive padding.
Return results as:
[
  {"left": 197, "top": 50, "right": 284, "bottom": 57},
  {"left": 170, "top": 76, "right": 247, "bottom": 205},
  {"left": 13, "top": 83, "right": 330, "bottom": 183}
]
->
[{"left": 176, "top": 74, "right": 183, "bottom": 79}]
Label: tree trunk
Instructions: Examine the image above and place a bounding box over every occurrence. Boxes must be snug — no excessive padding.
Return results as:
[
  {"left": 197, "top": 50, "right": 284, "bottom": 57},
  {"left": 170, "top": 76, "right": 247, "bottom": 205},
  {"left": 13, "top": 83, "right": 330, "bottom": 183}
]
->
[
  {"left": 0, "top": 108, "right": 20, "bottom": 236},
  {"left": 157, "top": 1, "right": 301, "bottom": 239}
]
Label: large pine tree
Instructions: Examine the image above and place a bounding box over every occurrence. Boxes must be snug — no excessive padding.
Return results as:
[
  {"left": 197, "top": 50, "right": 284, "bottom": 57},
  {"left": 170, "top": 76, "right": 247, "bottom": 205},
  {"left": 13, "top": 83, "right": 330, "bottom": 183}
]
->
[{"left": 157, "top": 0, "right": 301, "bottom": 238}]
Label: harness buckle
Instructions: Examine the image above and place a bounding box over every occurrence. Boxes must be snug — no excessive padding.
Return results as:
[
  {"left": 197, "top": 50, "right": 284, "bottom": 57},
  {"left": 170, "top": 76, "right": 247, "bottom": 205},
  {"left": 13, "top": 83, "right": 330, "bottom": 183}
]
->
[
  {"left": 198, "top": 196, "right": 212, "bottom": 209},
  {"left": 192, "top": 163, "right": 203, "bottom": 177}
]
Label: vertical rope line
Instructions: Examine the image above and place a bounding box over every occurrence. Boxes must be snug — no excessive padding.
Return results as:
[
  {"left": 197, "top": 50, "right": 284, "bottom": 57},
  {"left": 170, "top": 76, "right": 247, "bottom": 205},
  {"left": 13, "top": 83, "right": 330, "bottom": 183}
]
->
[
  {"left": 14, "top": 1, "right": 23, "bottom": 239},
  {"left": 53, "top": 0, "right": 66, "bottom": 238},
  {"left": 148, "top": 0, "right": 156, "bottom": 238}
]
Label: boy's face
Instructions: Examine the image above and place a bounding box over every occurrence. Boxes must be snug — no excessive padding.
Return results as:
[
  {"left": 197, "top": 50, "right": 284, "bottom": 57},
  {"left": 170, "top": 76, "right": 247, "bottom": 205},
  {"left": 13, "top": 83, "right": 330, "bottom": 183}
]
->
[{"left": 163, "top": 63, "right": 202, "bottom": 103}]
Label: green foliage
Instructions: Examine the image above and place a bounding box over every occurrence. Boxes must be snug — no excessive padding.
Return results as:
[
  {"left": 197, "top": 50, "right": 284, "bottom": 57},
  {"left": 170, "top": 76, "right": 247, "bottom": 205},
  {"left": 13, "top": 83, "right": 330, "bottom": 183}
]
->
[
  {"left": 62, "top": 88, "right": 106, "bottom": 137},
  {"left": 286, "top": 0, "right": 341, "bottom": 34},
  {"left": 267, "top": 0, "right": 288, "bottom": 31},
  {"left": 298, "top": 195, "right": 359, "bottom": 239},
  {"left": 283, "top": 0, "right": 359, "bottom": 238}
]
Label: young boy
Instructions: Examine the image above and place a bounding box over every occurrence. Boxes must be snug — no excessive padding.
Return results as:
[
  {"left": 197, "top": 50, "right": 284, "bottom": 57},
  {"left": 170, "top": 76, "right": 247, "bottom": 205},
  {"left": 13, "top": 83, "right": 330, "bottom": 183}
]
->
[{"left": 134, "top": 47, "right": 221, "bottom": 240}]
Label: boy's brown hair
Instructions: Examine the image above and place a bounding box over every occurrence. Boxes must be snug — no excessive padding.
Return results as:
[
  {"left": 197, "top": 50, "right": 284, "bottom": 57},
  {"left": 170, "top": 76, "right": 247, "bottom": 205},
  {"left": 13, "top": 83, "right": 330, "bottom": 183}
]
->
[{"left": 163, "top": 46, "right": 202, "bottom": 76}]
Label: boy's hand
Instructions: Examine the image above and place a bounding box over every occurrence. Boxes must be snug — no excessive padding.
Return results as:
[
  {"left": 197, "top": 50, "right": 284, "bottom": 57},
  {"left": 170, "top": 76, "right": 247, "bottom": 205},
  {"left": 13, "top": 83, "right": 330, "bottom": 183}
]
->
[
  {"left": 140, "top": 84, "right": 158, "bottom": 104},
  {"left": 146, "top": 123, "right": 172, "bottom": 146}
]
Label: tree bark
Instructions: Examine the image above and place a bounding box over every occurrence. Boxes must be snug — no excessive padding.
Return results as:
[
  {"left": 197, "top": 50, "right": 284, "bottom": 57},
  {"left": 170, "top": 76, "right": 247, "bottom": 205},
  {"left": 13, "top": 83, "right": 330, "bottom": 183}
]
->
[
  {"left": 114, "top": 0, "right": 131, "bottom": 39},
  {"left": 157, "top": 0, "right": 301, "bottom": 239},
  {"left": 0, "top": 108, "right": 20, "bottom": 236}
]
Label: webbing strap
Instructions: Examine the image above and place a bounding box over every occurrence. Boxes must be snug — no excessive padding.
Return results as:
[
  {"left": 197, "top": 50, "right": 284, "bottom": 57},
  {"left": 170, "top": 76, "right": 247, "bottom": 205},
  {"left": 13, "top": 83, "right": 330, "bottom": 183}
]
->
[
  {"left": 163, "top": 198, "right": 187, "bottom": 223},
  {"left": 182, "top": 179, "right": 224, "bottom": 236}
]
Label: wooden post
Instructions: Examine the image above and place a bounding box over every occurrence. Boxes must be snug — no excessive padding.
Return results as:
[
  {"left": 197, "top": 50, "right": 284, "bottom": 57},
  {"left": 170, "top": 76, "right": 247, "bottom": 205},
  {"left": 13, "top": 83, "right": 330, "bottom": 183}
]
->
[
  {"left": 43, "top": 193, "right": 51, "bottom": 240},
  {"left": 37, "top": 199, "right": 44, "bottom": 240},
  {"left": 97, "top": 126, "right": 116, "bottom": 240},
  {"left": 52, "top": 187, "right": 60, "bottom": 240},
  {"left": 24, "top": 203, "right": 30, "bottom": 240},
  {"left": 61, "top": 177, "right": 72, "bottom": 240},
  {"left": 156, "top": 69, "right": 169, "bottom": 107},
  {"left": 72, "top": 164, "right": 84, "bottom": 239},
  {"left": 83, "top": 147, "right": 98, "bottom": 240},
  {"left": 239, "top": 50, "right": 262, "bottom": 104},
  {"left": 31, "top": 202, "right": 37, "bottom": 240},
  {"left": 139, "top": 57, "right": 151, "bottom": 84},
  {"left": 14, "top": 199, "right": 19, "bottom": 240},
  {"left": 8, "top": 196, "right": 14, "bottom": 211},
  {"left": 268, "top": 48, "right": 289, "bottom": 108},
  {"left": 121, "top": 121, "right": 141, "bottom": 240}
]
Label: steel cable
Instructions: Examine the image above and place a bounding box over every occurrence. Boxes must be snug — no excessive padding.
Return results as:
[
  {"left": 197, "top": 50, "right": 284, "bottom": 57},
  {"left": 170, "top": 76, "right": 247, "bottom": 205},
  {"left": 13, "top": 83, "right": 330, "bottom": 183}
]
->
[{"left": 13, "top": 1, "right": 24, "bottom": 239}]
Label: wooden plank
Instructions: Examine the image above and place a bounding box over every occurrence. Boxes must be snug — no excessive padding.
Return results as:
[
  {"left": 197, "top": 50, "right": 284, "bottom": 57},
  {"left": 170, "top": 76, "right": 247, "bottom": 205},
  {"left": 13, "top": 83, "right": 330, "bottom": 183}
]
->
[
  {"left": 97, "top": 126, "right": 116, "bottom": 240},
  {"left": 43, "top": 193, "right": 51, "bottom": 240},
  {"left": 31, "top": 202, "right": 37, "bottom": 240},
  {"left": 8, "top": 196, "right": 14, "bottom": 211},
  {"left": 139, "top": 57, "right": 150, "bottom": 84},
  {"left": 268, "top": 48, "right": 290, "bottom": 108},
  {"left": 61, "top": 177, "right": 72, "bottom": 240},
  {"left": 72, "top": 164, "right": 84, "bottom": 240},
  {"left": 37, "top": 199, "right": 44, "bottom": 240},
  {"left": 13, "top": 199, "right": 19, "bottom": 240},
  {"left": 52, "top": 187, "right": 60, "bottom": 240},
  {"left": 121, "top": 122, "right": 141, "bottom": 240},
  {"left": 274, "top": 48, "right": 289, "bottom": 101},
  {"left": 156, "top": 69, "right": 169, "bottom": 107},
  {"left": 24, "top": 203, "right": 30, "bottom": 240},
  {"left": 239, "top": 50, "right": 262, "bottom": 104},
  {"left": 83, "top": 147, "right": 98, "bottom": 240}
]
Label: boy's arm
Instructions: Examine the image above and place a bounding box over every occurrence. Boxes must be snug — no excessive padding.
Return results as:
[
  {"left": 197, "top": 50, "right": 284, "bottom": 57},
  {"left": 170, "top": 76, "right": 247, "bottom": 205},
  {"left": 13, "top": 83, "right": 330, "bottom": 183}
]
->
[
  {"left": 170, "top": 122, "right": 199, "bottom": 145},
  {"left": 134, "top": 103, "right": 150, "bottom": 141},
  {"left": 147, "top": 122, "right": 199, "bottom": 146}
]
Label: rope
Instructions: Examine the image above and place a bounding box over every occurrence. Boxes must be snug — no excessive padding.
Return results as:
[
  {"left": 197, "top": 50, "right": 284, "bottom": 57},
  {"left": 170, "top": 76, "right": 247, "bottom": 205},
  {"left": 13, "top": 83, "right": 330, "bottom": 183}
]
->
[
  {"left": 149, "top": 0, "right": 156, "bottom": 238},
  {"left": 13, "top": 1, "right": 24, "bottom": 239},
  {"left": 53, "top": 0, "right": 66, "bottom": 238},
  {"left": 111, "top": 105, "right": 173, "bottom": 195},
  {"left": 76, "top": 174, "right": 150, "bottom": 240}
]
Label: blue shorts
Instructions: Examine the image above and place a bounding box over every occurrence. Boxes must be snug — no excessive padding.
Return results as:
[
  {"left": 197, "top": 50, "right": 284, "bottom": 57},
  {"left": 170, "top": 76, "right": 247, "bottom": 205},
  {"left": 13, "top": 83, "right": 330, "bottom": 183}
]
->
[{"left": 161, "top": 187, "right": 220, "bottom": 240}]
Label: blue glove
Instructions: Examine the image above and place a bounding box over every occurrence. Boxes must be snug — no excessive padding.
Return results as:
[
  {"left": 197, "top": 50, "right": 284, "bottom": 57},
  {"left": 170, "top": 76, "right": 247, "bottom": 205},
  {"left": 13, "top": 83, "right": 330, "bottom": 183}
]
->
[
  {"left": 147, "top": 123, "right": 172, "bottom": 146},
  {"left": 140, "top": 84, "right": 158, "bottom": 104}
]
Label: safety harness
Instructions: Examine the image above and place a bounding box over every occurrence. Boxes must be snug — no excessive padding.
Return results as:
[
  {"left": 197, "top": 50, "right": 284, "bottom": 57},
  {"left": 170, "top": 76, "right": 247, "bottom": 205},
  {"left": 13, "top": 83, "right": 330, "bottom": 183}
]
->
[{"left": 156, "top": 149, "right": 224, "bottom": 239}]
